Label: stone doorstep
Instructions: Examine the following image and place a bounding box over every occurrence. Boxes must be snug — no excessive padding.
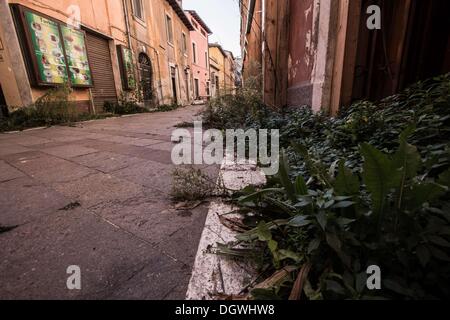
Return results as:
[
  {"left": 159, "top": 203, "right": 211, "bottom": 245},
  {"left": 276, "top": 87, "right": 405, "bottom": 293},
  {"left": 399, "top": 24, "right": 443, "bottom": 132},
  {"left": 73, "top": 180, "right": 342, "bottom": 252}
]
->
[{"left": 186, "top": 155, "right": 266, "bottom": 300}]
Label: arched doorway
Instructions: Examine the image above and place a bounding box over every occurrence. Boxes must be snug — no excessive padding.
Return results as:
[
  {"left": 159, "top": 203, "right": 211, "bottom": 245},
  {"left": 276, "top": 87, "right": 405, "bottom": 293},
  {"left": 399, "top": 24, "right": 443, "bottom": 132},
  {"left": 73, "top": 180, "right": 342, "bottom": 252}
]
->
[{"left": 138, "top": 53, "right": 153, "bottom": 102}]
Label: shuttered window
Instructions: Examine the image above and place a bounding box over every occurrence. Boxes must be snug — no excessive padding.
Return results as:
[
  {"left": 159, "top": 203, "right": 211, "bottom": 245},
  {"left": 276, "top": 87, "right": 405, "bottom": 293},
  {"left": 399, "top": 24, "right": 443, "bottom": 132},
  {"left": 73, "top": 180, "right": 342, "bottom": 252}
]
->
[
  {"left": 85, "top": 32, "right": 117, "bottom": 109},
  {"left": 192, "top": 42, "right": 197, "bottom": 63},
  {"left": 182, "top": 32, "right": 187, "bottom": 54},
  {"left": 165, "top": 15, "right": 173, "bottom": 44}
]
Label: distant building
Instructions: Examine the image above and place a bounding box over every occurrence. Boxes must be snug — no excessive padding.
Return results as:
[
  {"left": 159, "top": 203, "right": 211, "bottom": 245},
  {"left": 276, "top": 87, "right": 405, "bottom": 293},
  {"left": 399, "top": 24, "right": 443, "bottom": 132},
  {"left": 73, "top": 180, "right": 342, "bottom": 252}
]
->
[
  {"left": 208, "top": 43, "right": 225, "bottom": 97},
  {"left": 224, "top": 50, "right": 236, "bottom": 95},
  {"left": 185, "top": 10, "right": 212, "bottom": 102},
  {"left": 241, "top": 0, "right": 450, "bottom": 114},
  {"left": 208, "top": 43, "right": 236, "bottom": 97},
  {"left": 234, "top": 56, "right": 243, "bottom": 88}
]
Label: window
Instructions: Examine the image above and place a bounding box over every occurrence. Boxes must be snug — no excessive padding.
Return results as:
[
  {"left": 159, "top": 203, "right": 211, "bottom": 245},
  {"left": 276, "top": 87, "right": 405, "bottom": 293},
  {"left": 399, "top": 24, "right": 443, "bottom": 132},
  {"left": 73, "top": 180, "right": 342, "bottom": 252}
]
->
[
  {"left": 205, "top": 51, "right": 208, "bottom": 68},
  {"left": 132, "top": 0, "right": 144, "bottom": 20},
  {"left": 182, "top": 32, "right": 187, "bottom": 54},
  {"left": 192, "top": 42, "right": 197, "bottom": 64},
  {"left": 165, "top": 14, "right": 173, "bottom": 44},
  {"left": 191, "top": 19, "right": 198, "bottom": 30},
  {"left": 201, "top": 29, "right": 207, "bottom": 37}
]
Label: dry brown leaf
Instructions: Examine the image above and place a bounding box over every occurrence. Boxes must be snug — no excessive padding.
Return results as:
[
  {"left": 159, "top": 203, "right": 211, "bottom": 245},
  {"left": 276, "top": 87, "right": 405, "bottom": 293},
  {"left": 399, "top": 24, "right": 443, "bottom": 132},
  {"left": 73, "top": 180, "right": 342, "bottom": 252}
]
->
[
  {"left": 288, "top": 262, "right": 312, "bottom": 300},
  {"left": 253, "top": 265, "right": 297, "bottom": 289},
  {"left": 217, "top": 213, "right": 250, "bottom": 233},
  {"left": 212, "top": 292, "right": 250, "bottom": 300},
  {"left": 174, "top": 200, "right": 204, "bottom": 210}
]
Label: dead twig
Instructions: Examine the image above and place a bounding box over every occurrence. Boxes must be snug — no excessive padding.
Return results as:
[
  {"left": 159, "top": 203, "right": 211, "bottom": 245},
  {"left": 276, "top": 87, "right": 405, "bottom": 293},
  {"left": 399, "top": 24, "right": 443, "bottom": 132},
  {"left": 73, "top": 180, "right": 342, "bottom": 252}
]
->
[{"left": 288, "top": 262, "right": 312, "bottom": 300}]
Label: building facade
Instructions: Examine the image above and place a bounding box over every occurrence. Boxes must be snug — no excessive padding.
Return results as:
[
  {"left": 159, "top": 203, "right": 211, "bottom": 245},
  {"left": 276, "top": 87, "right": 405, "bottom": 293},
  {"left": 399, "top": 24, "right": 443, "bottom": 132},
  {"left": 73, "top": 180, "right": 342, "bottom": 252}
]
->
[
  {"left": 240, "top": 0, "right": 262, "bottom": 82},
  {"left": 241, "top": 0, "right": 450, "bottom": 114},
  {"left": 209, "top": 43, "right": 236, "bottom": 97},
  {"left": 185, "top": 10, "right": 211, "bottom": 102},
  {"left": 0, "top": 0, "right": 196, "bottom": 112},
  {"left": 208, "top": 43, "right": 225, "bottom": 97},
  {"left": 224, "top": 50, "right": 236, "bottom": 95}
]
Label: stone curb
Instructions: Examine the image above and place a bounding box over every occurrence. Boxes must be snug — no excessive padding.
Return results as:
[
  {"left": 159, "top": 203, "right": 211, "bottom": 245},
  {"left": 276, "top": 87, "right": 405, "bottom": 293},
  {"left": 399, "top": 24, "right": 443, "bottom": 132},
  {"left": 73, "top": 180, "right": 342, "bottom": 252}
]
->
[{"left": 186, "top": 156, "right": 266, "bottom": 300}]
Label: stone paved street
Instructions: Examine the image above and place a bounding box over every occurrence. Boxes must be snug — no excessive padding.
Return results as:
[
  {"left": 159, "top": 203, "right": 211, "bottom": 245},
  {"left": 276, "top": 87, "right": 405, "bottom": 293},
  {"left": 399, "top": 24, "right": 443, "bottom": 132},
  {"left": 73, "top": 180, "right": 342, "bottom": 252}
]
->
[{"left": 0, "top": 105, "right": 218, "bottom": 299}]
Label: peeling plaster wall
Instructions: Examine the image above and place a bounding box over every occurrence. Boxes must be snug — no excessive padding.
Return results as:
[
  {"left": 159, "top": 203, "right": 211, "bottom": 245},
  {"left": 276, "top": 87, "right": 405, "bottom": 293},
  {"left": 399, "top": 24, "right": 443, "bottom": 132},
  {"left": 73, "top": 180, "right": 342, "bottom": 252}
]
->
[
  {"left": 0, "top": 0, "right": 33, "bottom": 109},
  {"left": 287, "top": 0, "right": 315, "bottom": 107},
  {"left": 241, "top": 0, "right": 262, "bottom": 82},
  {"left": 287, "top": 0, "right": 338, "bottom": 112}
]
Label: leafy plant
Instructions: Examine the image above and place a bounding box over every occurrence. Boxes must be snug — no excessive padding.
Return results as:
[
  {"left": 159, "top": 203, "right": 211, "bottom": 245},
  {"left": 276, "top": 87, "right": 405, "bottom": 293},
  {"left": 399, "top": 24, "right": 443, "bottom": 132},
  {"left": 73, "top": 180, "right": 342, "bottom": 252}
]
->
[
  {"left": 157, "top": 103, "right": 179, "bottom": 112},
  {"left": 103, "top": 91, "right": 148, "bottom": 115},
  {"left": 0, "top": 84, "right": 85, "bottom": 131},
  {"left": 216, "top": 73, "right": 450, "bottom": 300},
  {"left": 232, "top": 138, "right": 450, "bottom": 299}
]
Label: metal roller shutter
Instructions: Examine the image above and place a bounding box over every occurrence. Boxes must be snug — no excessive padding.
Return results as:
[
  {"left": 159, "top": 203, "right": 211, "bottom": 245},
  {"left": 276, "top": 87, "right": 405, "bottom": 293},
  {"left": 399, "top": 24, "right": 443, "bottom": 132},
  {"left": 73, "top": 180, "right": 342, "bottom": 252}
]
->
[{"left": 85, "top": 32, "right": 117, "bottom": 109}]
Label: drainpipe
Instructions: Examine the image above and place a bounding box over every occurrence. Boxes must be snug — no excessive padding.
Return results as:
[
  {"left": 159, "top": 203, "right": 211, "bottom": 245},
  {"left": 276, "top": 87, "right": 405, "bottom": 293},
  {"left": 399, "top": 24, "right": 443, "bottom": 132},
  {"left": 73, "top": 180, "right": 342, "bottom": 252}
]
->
[
  {"left": 149, "top": 47, "right": 163, "bottom": 105},
  {"left": 122, "top": 0, "right": 132, "bottom": 49},
  {"left": 246, "top": 0, "right": 256, "bottom": 34}
]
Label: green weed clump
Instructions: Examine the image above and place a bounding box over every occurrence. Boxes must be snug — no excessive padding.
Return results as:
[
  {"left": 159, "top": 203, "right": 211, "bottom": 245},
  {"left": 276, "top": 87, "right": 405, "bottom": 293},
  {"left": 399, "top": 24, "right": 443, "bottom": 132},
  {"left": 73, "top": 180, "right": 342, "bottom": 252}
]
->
[
  {"left": 157, "top": 103, "right": 179, "bottom": 112},
  {"left": 214, "top": 73, "right": 450, "bottom": 300},
  {"left": 0, "top": 84, "right": 80, "bottom": 132}
]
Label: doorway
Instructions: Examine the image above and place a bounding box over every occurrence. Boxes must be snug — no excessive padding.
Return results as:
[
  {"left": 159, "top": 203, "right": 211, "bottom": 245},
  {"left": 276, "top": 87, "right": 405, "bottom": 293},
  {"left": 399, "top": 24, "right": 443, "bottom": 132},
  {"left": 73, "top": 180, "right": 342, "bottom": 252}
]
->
[
  {"left": 170, "top": 66, "right": 177, "bottom": 104},
  {"left": 85, "top": 31, "right": 117, "bottom": 110},
  {"left": 215, "top": 76, "right": 220, "bottom": 96},
  {"left": 138, "top": 53, "right": 153, "bottom": 103},
  {"left": 194, "top": 78, "right": 200, "bottom": 99},
  {"left": 0, "top": 85, "right": 8, "bottom": 117},
  {"left": 184, "top": 71, "right": 190, "bottom": 101},
  {"left": 351, "top": 0, "right": 450, "bottom": 102}
]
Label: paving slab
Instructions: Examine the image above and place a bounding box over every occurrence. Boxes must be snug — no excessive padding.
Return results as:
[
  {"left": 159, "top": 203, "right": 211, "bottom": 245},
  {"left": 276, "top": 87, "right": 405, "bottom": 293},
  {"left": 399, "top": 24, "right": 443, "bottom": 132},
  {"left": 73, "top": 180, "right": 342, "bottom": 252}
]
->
[
  {"left": 0, "top": 160, "right": 26, "bottom": 182},
  {"left": 0, "top": 207, "right": 187, "bottom": 299},
  {"left": 0, "top": 144, "right": 31, "bottom": 158},
  {"left": 5, "top": 152, "right": 91, "bottom": 182},
  {"left": 0, "top": 176, "right": 69, "bottom": 226},
  {"left": 71, "top": 151, "right": 146, "bottom": 173},
  {"left": 112, "top": 160, "right": 174, "bottom": 193},
  {"left": 41, "top": 145, "right": 99, "bottom": 159},
  {"left": 109, "top": 144, "right": 173, "bottom": 164},
  {"left": 0, "top": 105, "right": 216, "bottom": 299},
  {"left": 8, "top": 136, "right": 53, "bottom": 147},
  {"left": 88, "top": 198, "right": 192, "bottom": 247},
  {"left": 51, "top": 172, "right": 145, "bottom": 208},
  {"left": 155, "top": 203, "right": 211, "bottom": 266}
]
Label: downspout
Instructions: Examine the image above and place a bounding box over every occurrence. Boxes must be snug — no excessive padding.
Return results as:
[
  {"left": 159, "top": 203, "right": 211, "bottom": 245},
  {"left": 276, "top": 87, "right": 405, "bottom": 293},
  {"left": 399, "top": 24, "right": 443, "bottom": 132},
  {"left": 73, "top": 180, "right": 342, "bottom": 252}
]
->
[
  {"left": 246, "top": 0, "right": 256, "bottom": 34},
  {"left": 122, "top": 0, "right": 132, "bottom": 48},
  {"left": 153, "top": 49, "right": 162, "bottom": 105}
]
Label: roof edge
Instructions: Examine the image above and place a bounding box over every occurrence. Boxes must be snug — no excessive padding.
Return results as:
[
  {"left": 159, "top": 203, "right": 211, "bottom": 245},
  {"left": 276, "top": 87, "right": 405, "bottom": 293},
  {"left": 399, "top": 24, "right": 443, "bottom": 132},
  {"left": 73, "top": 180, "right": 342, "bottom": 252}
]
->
[
  {"left": 185, "top": 10, "right": 212, "bottom": 34},
  {"left": 166, "top": 0, "right": 194, "bottom": 31}
]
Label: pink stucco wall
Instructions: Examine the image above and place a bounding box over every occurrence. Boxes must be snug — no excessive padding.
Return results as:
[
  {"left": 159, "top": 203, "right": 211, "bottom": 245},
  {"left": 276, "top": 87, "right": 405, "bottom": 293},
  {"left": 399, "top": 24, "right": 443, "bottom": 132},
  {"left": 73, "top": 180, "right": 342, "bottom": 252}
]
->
[
  {"left": 185, "top": 11, "right": 210, "bottom": 99},
  {"left": 288, "top": 0, "right": 315, "bottom": 107}
]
